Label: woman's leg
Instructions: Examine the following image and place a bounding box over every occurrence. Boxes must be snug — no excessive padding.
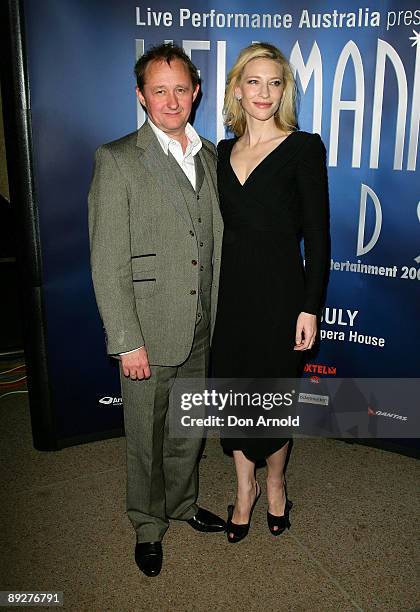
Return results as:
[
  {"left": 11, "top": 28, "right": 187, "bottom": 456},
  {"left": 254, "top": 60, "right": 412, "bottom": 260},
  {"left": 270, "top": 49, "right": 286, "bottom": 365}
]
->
[
  {"left": 229, "top": 450, "right": 258, "bottom": 534},
  {"left": 266, "top": 442, "right": 289, "bottom": 530}
]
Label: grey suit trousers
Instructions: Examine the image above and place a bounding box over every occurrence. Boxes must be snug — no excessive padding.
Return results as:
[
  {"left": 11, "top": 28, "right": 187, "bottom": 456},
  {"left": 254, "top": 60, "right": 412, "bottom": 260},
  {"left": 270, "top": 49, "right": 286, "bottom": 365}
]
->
[{"left": 120, "top": 316, "right": 209, "bottom": 543}]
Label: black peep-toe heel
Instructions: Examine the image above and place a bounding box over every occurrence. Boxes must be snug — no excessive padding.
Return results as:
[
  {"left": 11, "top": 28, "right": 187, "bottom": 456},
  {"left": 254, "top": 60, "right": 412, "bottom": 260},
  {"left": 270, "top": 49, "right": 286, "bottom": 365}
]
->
[
  {"left": 226, "top": 483, "right": 261, "bottom": 543},
  {"left": 267, "top": 490, "right": 293, "bottom": 536}
]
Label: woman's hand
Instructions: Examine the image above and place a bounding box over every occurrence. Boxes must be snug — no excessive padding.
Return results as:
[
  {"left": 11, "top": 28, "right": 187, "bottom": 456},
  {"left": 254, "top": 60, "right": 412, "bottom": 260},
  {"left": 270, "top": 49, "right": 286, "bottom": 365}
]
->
[{"left": 294, "top": 312, "right": 317, "bottom": 351}]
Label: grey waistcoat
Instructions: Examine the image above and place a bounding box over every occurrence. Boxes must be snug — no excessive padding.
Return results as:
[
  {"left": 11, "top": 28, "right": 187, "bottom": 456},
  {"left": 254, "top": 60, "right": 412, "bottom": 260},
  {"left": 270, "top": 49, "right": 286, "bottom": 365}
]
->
[{"left": 166, "top": 152, "right": 214, "bottom": 324}]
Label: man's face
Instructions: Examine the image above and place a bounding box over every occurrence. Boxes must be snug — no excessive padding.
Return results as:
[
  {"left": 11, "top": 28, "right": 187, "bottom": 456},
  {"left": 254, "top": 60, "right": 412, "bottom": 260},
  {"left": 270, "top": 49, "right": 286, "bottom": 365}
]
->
[{"left": 136, "top": 58, "right": 199, "bottom": 137}]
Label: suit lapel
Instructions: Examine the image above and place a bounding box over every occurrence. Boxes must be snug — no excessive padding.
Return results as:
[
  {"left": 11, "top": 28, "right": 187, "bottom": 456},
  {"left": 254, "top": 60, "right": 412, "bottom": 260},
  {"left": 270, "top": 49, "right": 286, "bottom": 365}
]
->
[
  {"left": 194, "top": 155, "right": 205, "bottom": 194},
  {"left": 136, "top": 123, "right": 223, "bottom": 233},
  {"left": 199, "top": 146, "right": 223, "bottom": 236},
  {"left": 136, "top": 123, "right": 192, "bottom": 226}
]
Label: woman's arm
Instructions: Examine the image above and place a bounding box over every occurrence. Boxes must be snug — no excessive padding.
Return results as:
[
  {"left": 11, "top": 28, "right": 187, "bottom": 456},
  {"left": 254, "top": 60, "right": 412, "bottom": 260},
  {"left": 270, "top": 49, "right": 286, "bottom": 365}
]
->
[
  {"left": 294, "top": 133, "right": 330, "bottom": 349},
  {"left": 296, "top": 133, "right": 330, "bottom": 315}
]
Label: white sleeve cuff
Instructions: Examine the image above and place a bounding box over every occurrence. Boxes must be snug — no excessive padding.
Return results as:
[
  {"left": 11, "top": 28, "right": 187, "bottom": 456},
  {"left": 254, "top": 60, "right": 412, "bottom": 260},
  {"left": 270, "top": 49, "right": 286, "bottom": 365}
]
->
[{"left": 119, "top": 346, "right": 144, "bottom": 355}]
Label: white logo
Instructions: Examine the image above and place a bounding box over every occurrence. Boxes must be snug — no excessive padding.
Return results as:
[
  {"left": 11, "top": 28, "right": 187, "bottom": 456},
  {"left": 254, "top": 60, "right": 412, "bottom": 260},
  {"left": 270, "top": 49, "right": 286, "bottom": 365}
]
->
[
  {"left": 373, "top": 409, "right": 407, "bottom": 422},
  {"left": 99, "top": 396, "right": 123, "bottom": 406},
  {"left": 298, "top": 393, "right": 329, "bottom": 406}
]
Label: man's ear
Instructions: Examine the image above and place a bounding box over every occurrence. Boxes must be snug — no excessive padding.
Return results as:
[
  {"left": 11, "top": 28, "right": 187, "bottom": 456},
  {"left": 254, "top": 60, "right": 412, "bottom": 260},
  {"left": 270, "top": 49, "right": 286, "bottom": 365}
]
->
[
  {"left": 136, "top": 86, "right": 146, "bottom": 107},
  {"left": 192, "top": 83, "right": 200, "bottom": 102}
]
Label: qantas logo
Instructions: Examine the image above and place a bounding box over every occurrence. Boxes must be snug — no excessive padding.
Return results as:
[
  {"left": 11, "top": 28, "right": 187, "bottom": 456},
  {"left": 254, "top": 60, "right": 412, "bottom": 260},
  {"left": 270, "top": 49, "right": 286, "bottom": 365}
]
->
[{"left": 367, "top": 406, "right": 407, "bottom": 421}]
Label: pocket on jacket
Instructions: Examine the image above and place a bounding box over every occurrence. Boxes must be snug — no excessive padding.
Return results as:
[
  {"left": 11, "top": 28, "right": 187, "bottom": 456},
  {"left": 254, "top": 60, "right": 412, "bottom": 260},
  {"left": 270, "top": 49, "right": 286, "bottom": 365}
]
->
[
  {"left": 133, "top": 278, "right": 156, "bottom": 298},
  {"left": 131, "top": 254, "right": 157, "bottom": 298},
  {"left": 131, "top": 253, "right": 156, "bottom": 274}
]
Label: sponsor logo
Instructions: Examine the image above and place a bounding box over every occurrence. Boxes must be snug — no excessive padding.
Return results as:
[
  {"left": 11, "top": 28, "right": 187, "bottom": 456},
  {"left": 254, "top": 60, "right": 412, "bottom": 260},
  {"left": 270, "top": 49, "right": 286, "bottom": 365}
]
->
[
  {"left": 304, "top": 363, "right": 337, "bottom": 383},
  {"left": 367, "top": 406, "right": 407, "bottom": 421},
  {"left": 304, "top": 363, "right": 337, "bottom": 376},
  {"left": 99, "top": 396, "right": 123, "bottom": 406},
  {"left": 298, "top": 393, "right": 329, "bottom": 406}
]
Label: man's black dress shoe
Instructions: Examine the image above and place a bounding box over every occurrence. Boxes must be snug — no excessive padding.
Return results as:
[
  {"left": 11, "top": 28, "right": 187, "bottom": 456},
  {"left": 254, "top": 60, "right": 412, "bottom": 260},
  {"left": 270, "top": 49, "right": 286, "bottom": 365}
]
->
[
  {"left": 187, "top": 507, "right": 226, "bottom": 532},
  {"left": 135, "top": 542, "right": 162, "bottom": 577}
]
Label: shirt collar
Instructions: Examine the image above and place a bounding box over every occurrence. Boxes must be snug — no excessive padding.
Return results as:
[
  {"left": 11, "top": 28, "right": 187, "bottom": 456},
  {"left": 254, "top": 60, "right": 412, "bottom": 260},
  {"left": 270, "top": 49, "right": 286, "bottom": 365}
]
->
[{"left": 148, "top": 118, "right": 202, "bottom": 156}]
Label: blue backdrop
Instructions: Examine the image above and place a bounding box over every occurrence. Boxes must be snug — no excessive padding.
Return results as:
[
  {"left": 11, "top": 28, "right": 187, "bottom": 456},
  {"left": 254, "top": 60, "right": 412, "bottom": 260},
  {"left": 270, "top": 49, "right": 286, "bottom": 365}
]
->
[{"left": 22, "top": 0, "right": 420, "bottom": 443}]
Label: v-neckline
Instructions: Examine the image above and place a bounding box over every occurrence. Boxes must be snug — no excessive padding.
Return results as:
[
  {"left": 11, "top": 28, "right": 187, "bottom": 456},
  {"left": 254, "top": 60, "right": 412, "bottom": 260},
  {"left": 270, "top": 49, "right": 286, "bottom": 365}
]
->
[{"left": 229, "top": 131, "right": 297, "bottom": 188}]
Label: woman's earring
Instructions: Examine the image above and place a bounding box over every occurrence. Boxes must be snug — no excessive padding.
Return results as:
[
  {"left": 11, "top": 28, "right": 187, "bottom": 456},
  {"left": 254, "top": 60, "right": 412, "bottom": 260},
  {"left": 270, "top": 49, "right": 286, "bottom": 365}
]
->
[{"left": 235, "top": 95, "right": 242, "bottom": 101}]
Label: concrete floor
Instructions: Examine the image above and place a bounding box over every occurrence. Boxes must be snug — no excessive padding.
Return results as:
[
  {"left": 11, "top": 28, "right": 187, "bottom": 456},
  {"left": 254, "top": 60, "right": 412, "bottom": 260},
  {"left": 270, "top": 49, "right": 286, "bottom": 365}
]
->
[{"left": 0, "top": 394, "right": 419, "bottom": 611}]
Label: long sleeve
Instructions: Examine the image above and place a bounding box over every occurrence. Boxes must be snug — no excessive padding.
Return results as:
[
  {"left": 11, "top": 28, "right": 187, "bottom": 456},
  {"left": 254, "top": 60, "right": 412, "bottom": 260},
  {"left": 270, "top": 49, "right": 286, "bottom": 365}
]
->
[
  {"left": 296, "top": 133, "right": 330, "bottom": 315},
  {"left": 88, "top": 145, "right": 145, "bottom": 354}
]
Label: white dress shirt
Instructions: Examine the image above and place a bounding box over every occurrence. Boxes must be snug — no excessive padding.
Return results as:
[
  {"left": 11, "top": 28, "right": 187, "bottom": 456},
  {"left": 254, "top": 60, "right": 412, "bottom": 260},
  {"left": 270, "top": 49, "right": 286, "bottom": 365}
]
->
[
  {"left": 147, "top": 118, "right": 202, "bottom": 189},
  {"left": 120, "top": 120, "right": 203, "bottom": 355}
]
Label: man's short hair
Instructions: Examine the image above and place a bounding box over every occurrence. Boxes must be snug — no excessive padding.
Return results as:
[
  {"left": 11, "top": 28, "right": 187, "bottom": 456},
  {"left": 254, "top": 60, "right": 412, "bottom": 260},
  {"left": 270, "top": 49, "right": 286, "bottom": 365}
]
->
[{"left": 134, "top": 43, "right": 200, "bottom": 91}]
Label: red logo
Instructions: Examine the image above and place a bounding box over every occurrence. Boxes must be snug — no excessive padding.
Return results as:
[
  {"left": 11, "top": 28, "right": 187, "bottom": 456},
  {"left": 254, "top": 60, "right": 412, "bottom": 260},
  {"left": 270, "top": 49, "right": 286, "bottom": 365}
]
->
[
  {"left": 304, "top": 363, "right": 337, "bottom": 376},
  {"left": 310, "top": 376, "right": 320, "bottom": 384},
  {"left": 367, "top": 406, "right": 376, "bottom": 416}
]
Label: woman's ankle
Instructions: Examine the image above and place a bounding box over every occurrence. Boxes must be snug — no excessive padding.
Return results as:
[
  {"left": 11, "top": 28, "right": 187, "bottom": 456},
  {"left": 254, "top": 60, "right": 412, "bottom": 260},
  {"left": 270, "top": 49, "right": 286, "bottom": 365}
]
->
[{"left": 266, "top": 475, "right": 285, "bottom": 488}]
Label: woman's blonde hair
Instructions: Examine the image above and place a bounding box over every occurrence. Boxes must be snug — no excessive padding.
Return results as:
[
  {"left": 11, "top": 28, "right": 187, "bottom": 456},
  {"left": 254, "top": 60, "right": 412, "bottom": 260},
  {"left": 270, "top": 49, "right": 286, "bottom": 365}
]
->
[{"left": 224, "top": 42, "right": 298, "bottom": 137}]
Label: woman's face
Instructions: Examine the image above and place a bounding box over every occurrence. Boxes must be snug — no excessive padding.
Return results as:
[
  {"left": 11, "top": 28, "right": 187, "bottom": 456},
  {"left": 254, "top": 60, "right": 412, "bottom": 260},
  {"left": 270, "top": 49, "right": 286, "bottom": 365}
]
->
[{"left": 235, "top": 57, "right": 284, "bottom": 124}]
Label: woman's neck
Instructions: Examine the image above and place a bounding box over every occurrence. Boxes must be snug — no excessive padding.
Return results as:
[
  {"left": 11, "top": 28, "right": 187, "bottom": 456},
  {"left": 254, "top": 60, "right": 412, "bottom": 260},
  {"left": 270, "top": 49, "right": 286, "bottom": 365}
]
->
[{"left": 242, "top": 116, "right": 285, "bottom": 147}]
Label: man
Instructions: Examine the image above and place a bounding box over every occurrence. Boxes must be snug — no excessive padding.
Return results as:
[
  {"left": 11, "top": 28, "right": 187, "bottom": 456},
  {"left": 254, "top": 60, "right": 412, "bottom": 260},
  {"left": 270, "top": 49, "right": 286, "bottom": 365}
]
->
[{"left": 88, "top": 44, "right": 225, "bottom": 577}]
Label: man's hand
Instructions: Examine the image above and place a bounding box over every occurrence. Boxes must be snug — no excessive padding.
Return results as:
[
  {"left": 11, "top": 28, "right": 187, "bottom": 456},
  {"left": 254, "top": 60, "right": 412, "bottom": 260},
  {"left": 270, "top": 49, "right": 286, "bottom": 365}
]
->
[
  {"left": 294, "top": 312, "right": 317, "bottom": 351},
  {"left": 121, "top": 347, "right": 151, "bottom": 380}
]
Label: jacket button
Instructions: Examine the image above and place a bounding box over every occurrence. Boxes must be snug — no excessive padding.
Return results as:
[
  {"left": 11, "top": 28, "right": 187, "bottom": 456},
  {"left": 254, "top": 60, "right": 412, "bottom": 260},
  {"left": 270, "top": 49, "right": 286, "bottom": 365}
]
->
[
  {"left": 198, "top": 217, "right": 202, "bottom": 223},
  {"left": 196, "top": 194, "right": 200, "bottom": 200},
  {"left": 199, "top": 242, "right": 203, "bottom": 247},
  {"left": 190, "top": 289, "right": 197, "bottom": 295},
  {"left": 189, "top": 230, "right": 195, "bottom": 237},
  {"left": 192, "top": 260, "right": 197, "bottom": 266}
]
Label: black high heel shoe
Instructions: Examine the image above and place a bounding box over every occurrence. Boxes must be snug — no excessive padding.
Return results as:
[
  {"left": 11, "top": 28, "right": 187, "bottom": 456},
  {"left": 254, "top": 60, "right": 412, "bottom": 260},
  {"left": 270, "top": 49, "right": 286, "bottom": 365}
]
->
[
  {"left": 226, "top": 483, "right": 261, "bottom": 543},
  {"left": 267, "top": 500, "right": 293, "bottom": 535},
  {"left": 267, "top": 486, "right": 293, "bottom": 536}
]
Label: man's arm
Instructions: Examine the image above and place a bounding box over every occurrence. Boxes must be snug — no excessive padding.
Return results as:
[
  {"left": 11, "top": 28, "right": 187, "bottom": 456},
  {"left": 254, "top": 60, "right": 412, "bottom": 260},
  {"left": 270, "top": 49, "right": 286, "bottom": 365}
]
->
[{"left": 88, "top": 145, "right": 146, "bottom": 360}]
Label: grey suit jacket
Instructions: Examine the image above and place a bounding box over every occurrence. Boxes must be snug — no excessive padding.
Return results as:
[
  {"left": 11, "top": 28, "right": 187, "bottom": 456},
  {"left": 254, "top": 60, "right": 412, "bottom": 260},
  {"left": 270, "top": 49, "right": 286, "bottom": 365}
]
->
[{"left": 88, "top": 122, "right": 223, "bottom": 366}]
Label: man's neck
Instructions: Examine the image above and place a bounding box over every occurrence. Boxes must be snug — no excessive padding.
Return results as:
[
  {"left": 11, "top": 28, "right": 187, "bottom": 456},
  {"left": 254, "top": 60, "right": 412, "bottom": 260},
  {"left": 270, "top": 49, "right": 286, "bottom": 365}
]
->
[
  {"left": 148, "top": 119, "right": 189, "bottom": 153},
  {"left": 171, "top": 131, "right": 189, "bottom": 154}
]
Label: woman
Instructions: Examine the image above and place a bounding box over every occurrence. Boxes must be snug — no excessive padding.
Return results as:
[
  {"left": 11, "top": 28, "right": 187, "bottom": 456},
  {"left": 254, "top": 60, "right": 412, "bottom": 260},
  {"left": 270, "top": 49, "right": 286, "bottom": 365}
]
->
[{"left": 211, "top": 43, "right": 329, "bottom": 542}]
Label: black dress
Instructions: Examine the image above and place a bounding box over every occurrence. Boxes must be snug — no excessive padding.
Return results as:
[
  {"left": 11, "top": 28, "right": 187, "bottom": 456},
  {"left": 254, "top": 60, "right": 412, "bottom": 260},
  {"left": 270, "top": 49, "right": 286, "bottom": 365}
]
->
[{"left": 211, "top": 131, "right": 329, "bottom": 461}]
